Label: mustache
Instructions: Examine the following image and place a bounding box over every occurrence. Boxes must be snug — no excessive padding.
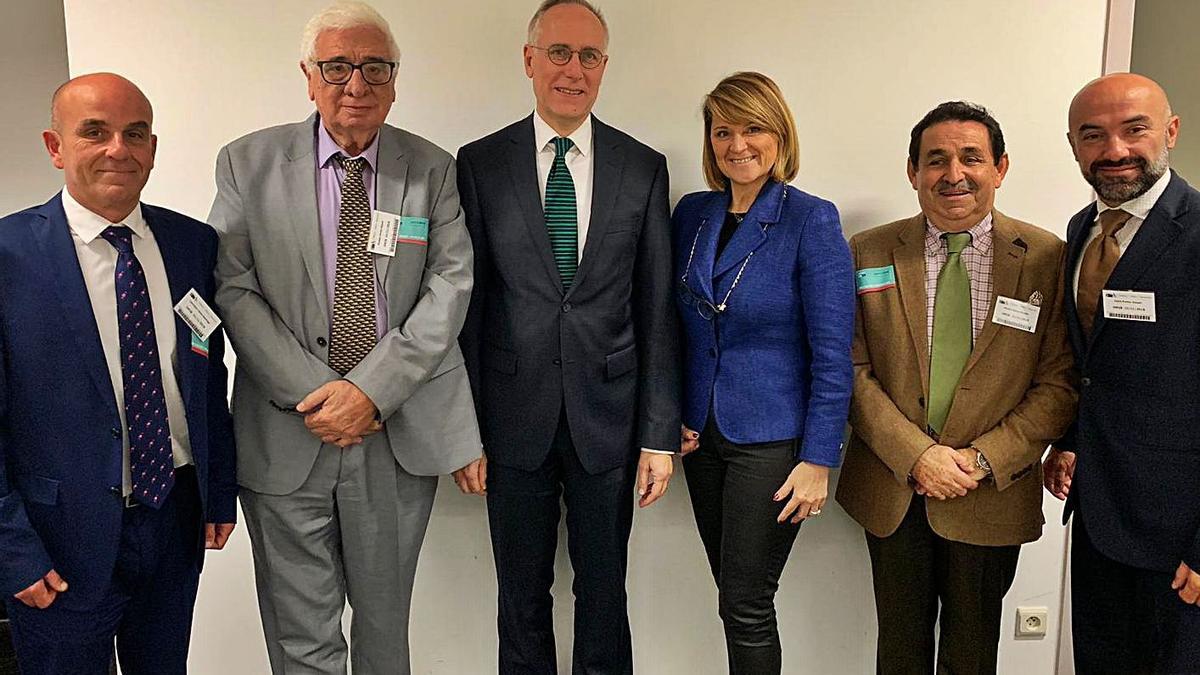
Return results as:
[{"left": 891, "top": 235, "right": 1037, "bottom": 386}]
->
[
  {"left": 1090, "top": 157, "right": 1147, "bottom": 173},
  {"left": 935, "top": 178, "right": 976, "bottom": 192}
]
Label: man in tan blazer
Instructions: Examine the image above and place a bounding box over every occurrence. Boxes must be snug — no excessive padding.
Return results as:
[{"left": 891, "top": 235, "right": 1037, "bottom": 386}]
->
[{"left": 836, "top": 102, "right": 1077, "bottom": 675}]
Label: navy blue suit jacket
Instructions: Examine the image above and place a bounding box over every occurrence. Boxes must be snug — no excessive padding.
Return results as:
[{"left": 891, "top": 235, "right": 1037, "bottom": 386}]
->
[
  {"left": 0, "top": 194, "right": 236, "bottom": 609},
  {"left": 1063, "top": 171, "right": 1200, "bottom": 574},
  {"left": 672, "top": 181, "right": 855, "bottom": 466}
]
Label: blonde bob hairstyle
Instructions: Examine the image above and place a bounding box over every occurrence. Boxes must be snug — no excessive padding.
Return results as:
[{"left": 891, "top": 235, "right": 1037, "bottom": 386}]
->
[{"left": 701, "top": 72, "right": 800, "bottom": 192}]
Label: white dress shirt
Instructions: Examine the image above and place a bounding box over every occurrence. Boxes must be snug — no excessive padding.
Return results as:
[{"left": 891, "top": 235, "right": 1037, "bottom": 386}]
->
[
  {"left": 62, "top": 188, "right": 193, "bottom": 496},
  {"left": 533, "top": 111, "right": 593, "bottom": 264},
  {"left": 531, "top": 113, "right": 670, "bottom": 455},
  {"left": 1072, "top": 170, "right": 1172, "bottom": 295}
]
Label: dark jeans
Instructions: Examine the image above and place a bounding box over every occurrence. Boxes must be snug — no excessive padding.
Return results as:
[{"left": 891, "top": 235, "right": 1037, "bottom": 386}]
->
[
  {"left": 486, "top": 412, "right": 636, "bottom": 675},
  {"left": 864, "top": 499, "right": 1019, "bottom": 675},
  {"left": 1071, "top": 515, "right": 1200, "bottom": 674},
  {"left": 5, "top": 468, "right": 202, "bottom": 675},
  {"left": 682, "top": 420, "right": 803, "bottom": 675}
]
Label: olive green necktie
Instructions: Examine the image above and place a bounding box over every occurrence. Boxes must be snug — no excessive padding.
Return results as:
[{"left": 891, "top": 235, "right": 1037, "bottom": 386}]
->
[
  {"left": 544, "top": 137, "right": 578, "bottom": 289},
  {"left": 927, "top": 232, "right": 972, "bottom": 435}
]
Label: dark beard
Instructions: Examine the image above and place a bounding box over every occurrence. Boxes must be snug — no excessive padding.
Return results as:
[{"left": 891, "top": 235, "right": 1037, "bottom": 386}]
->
[{"left": 1086, "top": 152, "right": 1169, "bottom": 204}]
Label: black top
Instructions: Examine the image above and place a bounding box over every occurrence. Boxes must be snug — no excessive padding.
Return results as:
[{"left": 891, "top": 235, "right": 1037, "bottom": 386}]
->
[{"left": 717, "top": 211, "right": 745, "bottom": 258}]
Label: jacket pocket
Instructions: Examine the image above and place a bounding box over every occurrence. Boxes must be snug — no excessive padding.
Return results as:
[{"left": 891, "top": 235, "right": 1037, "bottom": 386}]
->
[
  {"left": 15, "top": 474, "right": 59, "bottom": 505},
  {"left": 605, "top": 344, "right": 637, "bottom": 380}
]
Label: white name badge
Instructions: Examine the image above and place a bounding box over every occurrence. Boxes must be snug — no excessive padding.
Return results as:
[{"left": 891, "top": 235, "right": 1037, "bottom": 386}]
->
[
  {"left": 991, "top": 296, "right": 1041, "bottom": 333},
  {"left": 1102, "top": 290, "right": 1156, "bottom": 322},
  {"left": 368, "top": 210, "right": 401, "bottom": 257},
  {"left": 173, "top": 289, "right": 222, "bottom": 341}
]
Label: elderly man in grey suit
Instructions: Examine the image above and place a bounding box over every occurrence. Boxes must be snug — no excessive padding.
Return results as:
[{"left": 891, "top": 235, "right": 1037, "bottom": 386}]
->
[{"left": 207, "top": 1, "right": 481, "bottom": 673}]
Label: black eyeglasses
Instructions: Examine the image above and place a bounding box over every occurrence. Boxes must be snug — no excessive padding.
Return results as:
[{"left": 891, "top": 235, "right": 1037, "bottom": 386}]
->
[
  {"left": 677, "top": 280, "right": 721, "bottom": 321},
  {"left": 315, "top": 60, "right": 397, "bottom": 86},
  {"left": 527, "top": 44, "right": 606, "bottom": 69}
]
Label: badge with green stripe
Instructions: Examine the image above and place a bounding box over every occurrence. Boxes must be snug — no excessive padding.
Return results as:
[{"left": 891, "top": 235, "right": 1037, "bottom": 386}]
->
[
  {"left": 855, "top": 265, "right": 896, "bottom": 295},
  {"left": 396, "top": 216, "right": 429, "bottom": 246},
  {"left": 191, "top": 332, "right": 210, "bottom": 358}
]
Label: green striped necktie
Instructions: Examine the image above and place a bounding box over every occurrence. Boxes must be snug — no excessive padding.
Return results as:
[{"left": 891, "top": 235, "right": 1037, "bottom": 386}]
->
[
  {"left": 927, "top": 231, "right": 972, "bottom": 436},
  {"left": 545, "top": 137, "right": 578, "bottom": 288}
]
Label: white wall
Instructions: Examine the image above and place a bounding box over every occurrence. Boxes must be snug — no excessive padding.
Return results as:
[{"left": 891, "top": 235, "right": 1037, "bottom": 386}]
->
[
  {"left": 1132, "top": 0, "right": 1200, "bottom": 183},
  {"left": 61, "top": 1, "right": 1107, "bottom": 673},
  {"left": 0, "top": 0, "right": 69, "bottom": 216}
]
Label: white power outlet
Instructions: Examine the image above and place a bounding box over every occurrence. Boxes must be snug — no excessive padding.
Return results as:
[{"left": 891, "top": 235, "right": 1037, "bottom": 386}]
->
[{"left": 1015, "top": 606, "right": 1048, "bottom": 638}]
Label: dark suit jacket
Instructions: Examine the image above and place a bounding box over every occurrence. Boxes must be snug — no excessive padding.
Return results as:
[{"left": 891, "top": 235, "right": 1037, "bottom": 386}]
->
[
  {"left": 838, "top": 211, "right": 1077, "bottom": 547},
  {"left": 1062, "top": 171, "right": 1200, "bottom": 573},
  {"left": 672, "top": 181, "right": 855, "bottom": 466},
  {"left": 0, "top": 194, "right": 236, "bottom": 609},
  {"left": 457, "top": 115, "right": 680, "bottom": 473}
]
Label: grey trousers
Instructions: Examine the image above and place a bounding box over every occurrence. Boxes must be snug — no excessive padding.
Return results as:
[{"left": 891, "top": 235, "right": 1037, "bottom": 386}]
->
[{"left": 241, "top": 436, "right": 438, "bottom": 675}]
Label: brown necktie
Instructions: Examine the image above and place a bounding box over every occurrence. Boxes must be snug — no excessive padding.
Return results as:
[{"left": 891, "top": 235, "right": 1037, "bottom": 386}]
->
[{"left": 1076, "top": 209, "right": 1132, "bottom": 336}]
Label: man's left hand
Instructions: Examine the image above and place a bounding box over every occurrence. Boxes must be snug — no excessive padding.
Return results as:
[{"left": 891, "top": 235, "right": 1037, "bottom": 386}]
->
[
  {"left": 637, "top": 452, "right": 674, "bottom": 508},
  {"left": 297, "top": 380, "right": 381, "bottom": 447},
  {"left": 1172, "top": 562, "right": 1200, "bottom": 604},
  {"left": 206, "top": 523, "right": 236, "bottom": 550}
]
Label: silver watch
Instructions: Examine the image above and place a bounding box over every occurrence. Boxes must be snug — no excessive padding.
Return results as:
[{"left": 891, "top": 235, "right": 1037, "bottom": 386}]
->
[{"left": 975, "top": 449, "right": 992, "bottom": 475}]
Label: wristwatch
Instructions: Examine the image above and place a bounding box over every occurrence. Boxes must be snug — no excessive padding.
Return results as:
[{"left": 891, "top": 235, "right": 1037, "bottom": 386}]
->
[{"left": 974, "top": 448, "right": 993, "bottom": 476}]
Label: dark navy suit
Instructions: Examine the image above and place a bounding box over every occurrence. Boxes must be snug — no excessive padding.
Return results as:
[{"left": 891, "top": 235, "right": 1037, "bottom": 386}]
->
[
  {"left": 0, "top": 194, "right": 236, "bottom": 674},
  {"left": 1062, "top": 171, "right": 1200, "bottom": 673}
]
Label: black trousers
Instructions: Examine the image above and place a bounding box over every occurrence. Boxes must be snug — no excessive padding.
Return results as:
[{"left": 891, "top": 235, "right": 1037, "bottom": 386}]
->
[
  {"left": 682, "top": 420, "right": 802, "bottom": 675},
  {"left": 486, "top": 412, "right": 636, "bottom": 675},
  {"left": 5, "top": 468, "right": 202, "bottom": 675},
  {"left": 864, "top": 498, "right": 1020, "bottom": 675},
  {"left": 1071, "top": 514, "right": 1200, "bottom": 674}
]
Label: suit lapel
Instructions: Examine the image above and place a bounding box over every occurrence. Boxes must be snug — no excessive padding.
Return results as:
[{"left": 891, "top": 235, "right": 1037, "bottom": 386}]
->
[
  {"left": 374, "top": 126, "right": 409, "bottom": 293},
  {"left": 713, "top": 181, "right": 783, "bottom": 279},
  {"left": 569, "top": 117, "right": 623, "bottom": 299},
  {"left": 1088, "top": 177, "right": 1187, "bottom": 343},
  {"left": 688, "top": 194, "right": 727, "bottom": 304},
  {"left": 30, "top": 195, "right": 119, "bottom": 416},
  {"left": 143, "top": 207, "right": 195, "bottom": 408},
  {"left": 283, "top": 117, "right": 329, "bottom": 322},
  {"left": 893, "top": 215, "right": 930, "bottom": 396},
  {"left": 962, "top": 213, "right": 1025, "bottom": 375},
  {"left": 507, "top": 117, "right": 563, "bottom": 293}
]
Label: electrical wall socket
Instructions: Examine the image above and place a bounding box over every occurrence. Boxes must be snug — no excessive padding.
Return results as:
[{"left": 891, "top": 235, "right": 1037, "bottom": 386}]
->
[{"left": 1015, "top": 606, "right": 1048, "bottom": 638}]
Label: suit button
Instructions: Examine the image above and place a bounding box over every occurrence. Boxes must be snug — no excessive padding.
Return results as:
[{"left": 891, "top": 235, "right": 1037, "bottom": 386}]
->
[
  {"left": 1080, "top": 377, "right": 1091, "bottom": 387},
  {"left": 553, "top": 358, "right": 562, "bottom": 365},
  {"left": 108, "top": 485, "right": 121, "bottom": 495},
  {"left": 561, "top": 302, "right": 572, "bottom": 313},
  {"left": 708, "top": 348, "right": 717, "bottom": 357},
  {"left": 918, "top": 397, "right": 925, "bottom": 408},
  {"left": 110, "top": 427, "right": 121, "bottom": 438},
  {"left": 317, "top": 337, "right": 328, "bottom": 348}
]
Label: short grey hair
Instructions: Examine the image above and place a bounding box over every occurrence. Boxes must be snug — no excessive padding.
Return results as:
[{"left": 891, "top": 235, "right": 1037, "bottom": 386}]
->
[
  {"left": 301, "top": 0, "right": 401, "bottom": 64},
  {"left": 526, "top": 0, "right": 608, "bottom": 48}
]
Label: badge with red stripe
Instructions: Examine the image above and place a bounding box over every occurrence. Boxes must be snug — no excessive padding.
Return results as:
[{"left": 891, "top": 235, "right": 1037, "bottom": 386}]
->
[
  {"left": 855, "top": 265, "right": 897, "bottom": 295},
  {"left": 191, "top": 332, "right": 210, "bottom": 358}
]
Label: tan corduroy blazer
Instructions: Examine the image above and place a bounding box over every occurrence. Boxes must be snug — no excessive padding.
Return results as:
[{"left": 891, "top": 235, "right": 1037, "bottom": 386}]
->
[{"left": 835, "top": 211, "right": 1078, "bottom": 547}]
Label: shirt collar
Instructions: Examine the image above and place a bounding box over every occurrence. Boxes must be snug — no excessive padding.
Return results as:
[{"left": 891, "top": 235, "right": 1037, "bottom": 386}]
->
[
  {"left": 316, "top": 117, "right": 381, "bottom": 171},
  {"left": 1094, "top": 169, "right": 1171, "bottom": 223},
  {"left": 923, "top": 212, "right": 994, "bottom": 255},
  {"left": 533, "top": 111, "right": 592, "bottom": 158},
  {"left": 61, "top": 187, "right": 149, "bottom": 244}
]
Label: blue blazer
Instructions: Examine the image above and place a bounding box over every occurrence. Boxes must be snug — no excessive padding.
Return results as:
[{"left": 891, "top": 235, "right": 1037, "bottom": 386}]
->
[
  {"left": 0, "top": 194, "right": 236, "bottom": 609},
  {"left": 1062, "top": 171, "right": 1200, "bottom": 574},
  {"left": 672, "top": 181, "right": 855, "bottom": 466}
]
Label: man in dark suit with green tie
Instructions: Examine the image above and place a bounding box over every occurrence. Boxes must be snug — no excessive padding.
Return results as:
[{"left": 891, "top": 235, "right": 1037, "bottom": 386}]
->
[{"left": 455, "top": 1, "right": 680, "bottom": 672}]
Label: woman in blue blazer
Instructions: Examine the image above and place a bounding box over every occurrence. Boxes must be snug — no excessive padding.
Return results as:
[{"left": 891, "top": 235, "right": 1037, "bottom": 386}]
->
[{"left": 674, "top": 72, "right": 855, "bottom": 673}]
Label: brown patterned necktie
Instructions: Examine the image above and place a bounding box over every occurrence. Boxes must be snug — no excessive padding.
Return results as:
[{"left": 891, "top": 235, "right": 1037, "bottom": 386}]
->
[
  {"left": 1076, "top": 209, "right": 1132, "bottom": 336},
  {"left": 328, "top": 155, "right": 377, "bottom": 375}
]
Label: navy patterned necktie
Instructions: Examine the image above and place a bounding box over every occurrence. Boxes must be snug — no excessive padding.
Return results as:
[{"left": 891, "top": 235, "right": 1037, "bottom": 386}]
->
[
  {"left": 328, "top": 155, "right": 377, "bottom": 375},
  {"left": 544, "top": 137, "right": 579, "bottom": 288},
  {"left": 100, "top": 225, "right": 174, "bottom": 508}
]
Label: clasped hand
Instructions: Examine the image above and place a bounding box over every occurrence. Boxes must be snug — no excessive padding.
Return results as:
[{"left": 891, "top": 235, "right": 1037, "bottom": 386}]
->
[
  {"left": 912, "top": 444, "right": 985, "bottom": 499},
  {"left": 297, "top": 380, "right": 381, "bottom": 447}
]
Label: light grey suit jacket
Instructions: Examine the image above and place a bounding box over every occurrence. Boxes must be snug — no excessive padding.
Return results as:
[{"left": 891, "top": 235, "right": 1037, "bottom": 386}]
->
[{"left": 209, "top": 114, "right": 481, "bottom": 495}]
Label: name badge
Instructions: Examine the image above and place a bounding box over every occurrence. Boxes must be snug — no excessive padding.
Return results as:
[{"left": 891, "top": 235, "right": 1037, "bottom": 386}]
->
[
  {"left": 1102, "top": 290, "right": 1156, "bottom": 322},
  {"left": 855, "top": 265, "right": 896, "bottom": 295},
  {"left": 369, "top": 210, "right": 401, "bottom": 257},
  {"left": 396, "top": 216, "right": 429, "bottom": 246},
  {"left": 173, "top": 289, "right": 221, "bottom": 341},
  {"left": 991, "top": 296, "right": 1040, "bottom": 333}
]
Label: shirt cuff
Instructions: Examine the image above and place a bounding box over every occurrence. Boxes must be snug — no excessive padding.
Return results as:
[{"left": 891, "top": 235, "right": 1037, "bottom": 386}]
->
[{"left": 641, "top": 447, "right": 676, "bottom": 456}]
